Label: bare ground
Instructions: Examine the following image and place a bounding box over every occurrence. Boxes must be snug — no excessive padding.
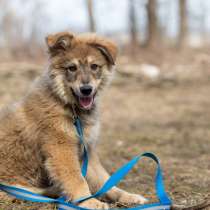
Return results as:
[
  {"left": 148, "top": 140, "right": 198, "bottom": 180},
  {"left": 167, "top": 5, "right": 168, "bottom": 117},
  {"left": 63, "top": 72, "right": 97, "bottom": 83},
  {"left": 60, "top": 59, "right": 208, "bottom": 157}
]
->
[{"left": 0, "top": 49, "right": 210, "bottom": 209}]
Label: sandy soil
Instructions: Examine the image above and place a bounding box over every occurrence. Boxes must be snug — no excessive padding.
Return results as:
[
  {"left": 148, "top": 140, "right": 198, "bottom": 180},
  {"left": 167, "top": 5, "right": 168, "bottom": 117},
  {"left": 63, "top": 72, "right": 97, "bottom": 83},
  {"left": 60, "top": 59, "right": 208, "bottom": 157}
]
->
[{"left": 0, "top": 49, "right": 210, "bottom": 209}]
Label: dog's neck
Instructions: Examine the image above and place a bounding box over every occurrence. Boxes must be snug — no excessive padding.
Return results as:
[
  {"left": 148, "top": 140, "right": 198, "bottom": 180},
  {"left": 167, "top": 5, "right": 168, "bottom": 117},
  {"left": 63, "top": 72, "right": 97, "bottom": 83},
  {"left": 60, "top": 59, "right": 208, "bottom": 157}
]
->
[{"left": 66, "top": 102, "right": 98, "bottom": 126}]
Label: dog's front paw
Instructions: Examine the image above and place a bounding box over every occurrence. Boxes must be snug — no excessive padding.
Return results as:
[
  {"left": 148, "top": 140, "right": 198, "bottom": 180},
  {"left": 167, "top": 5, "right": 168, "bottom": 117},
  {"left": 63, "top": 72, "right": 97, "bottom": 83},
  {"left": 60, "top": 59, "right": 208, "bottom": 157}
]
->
[
  {"left": 118, "top": 192, "right": 148, "bottom": 205},
  {"left": 79, "top": 198, "right": 109, "bottom": 209}
]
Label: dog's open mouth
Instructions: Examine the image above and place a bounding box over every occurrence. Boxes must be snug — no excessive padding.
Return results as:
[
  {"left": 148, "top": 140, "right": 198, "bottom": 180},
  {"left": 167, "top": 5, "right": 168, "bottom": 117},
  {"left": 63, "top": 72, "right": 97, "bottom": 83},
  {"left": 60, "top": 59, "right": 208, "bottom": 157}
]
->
[
  {"left": 71, "top": 89, "right": 95, "bottom": 110},
  {"left": 78, "top": 96, "right": 94, "bottom": 110}
]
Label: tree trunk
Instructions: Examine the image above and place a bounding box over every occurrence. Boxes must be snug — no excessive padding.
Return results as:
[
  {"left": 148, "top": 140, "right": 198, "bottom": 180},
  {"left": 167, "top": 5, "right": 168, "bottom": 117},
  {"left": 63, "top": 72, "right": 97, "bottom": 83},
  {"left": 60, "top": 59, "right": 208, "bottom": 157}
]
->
[
  {"left": 146, "top": 0, "right": 158, "bottom": 47},
  {"left": 178, "top": 0, "right": 187, "bottom": 47},
  {"left": 129, "top": 0, "right": 138, "bottom": 50},
  {"left": 86, "top": 0, "right": 96, "bottom": 32}
]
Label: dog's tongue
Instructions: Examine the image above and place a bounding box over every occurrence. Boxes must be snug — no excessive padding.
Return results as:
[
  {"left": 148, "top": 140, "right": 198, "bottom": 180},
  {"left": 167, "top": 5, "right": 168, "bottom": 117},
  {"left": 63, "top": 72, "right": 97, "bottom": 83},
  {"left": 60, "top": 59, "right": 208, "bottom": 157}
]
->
[{"left": 79, "top": 96, "right": 94, "bottom": 109}]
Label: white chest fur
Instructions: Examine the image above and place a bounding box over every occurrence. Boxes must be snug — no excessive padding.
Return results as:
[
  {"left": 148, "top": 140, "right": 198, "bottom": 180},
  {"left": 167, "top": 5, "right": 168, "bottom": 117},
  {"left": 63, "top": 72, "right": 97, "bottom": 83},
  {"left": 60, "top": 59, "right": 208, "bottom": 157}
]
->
[{"left": 85, "top": 121, "right": 100, "bottom": 146}]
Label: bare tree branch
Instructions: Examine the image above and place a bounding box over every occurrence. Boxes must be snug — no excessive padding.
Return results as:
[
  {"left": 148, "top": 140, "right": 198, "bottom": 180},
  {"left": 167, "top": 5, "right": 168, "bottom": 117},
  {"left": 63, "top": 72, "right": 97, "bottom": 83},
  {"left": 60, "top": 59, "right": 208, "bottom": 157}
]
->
[
  {"left": 129, "top": 0, "right": 138, "bottom": 49},
  {"left": 86, "top": 0, "right": 96, "bottom": 32},
  {"left": 178, "top": 0, "right": 188, "bottom": 47}
]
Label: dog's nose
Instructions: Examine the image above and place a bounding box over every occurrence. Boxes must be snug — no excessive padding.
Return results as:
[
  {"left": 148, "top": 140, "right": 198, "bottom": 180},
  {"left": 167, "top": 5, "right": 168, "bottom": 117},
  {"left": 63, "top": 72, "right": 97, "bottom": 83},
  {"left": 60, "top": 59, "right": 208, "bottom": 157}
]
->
[{"left": 80, "top": 85, "right": 93, "bottom": 96}]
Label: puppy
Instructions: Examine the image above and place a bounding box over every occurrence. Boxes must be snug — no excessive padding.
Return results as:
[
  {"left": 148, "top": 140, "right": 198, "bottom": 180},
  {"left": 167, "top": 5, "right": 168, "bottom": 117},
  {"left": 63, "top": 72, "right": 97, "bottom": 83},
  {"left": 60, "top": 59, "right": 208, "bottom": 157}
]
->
[{"left": 0, "top": 32, "right": 147, "bottom": 209}]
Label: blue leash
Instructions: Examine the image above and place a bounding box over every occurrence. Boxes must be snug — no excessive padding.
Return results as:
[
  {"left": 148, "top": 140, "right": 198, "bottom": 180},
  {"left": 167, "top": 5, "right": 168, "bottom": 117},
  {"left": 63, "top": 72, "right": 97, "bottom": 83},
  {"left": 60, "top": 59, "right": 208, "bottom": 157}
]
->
[
  {"left": 0, "top": 117, "right": 172, "bottom": 210},
  {"left": 74, "top": 117, "right": 88, "bottom": 177}
]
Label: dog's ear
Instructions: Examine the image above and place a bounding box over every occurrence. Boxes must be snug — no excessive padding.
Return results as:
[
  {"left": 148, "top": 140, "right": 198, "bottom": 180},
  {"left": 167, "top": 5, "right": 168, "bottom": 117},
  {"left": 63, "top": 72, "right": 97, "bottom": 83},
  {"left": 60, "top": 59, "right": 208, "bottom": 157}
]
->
[
  {"left": 89, "top": 37, "right": 118, "bottom": 65},
  {"left": 46, "top": 32, "right": 74, "bottom": 55}
]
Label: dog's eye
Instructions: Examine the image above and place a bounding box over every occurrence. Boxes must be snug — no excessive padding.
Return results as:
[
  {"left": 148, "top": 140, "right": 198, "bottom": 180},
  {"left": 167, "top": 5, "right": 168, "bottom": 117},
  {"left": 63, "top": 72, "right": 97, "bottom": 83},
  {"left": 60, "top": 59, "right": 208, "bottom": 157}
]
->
[
  {"left": 67, "top": 65, "right": 77, "bottom": 72},
  {"left": 90, "top": 64, "right": 99, "bottom": 71}
]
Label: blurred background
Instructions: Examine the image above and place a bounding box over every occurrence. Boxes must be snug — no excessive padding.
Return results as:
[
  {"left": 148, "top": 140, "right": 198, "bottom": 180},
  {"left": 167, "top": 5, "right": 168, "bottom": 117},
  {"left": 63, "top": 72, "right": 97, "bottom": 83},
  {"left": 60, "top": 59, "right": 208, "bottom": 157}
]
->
[
  {"left": 2, "top": 0, "right": 210, "bottom": 58},
  {"left": 0, "top": 0, "right": 210, "bottom": 209}
]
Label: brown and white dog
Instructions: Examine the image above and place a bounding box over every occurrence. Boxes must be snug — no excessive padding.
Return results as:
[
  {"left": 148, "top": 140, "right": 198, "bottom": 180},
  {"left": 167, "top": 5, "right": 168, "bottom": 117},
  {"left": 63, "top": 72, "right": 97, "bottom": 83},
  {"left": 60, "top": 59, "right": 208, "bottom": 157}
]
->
[{"left": 0, "top": 32, "right": 147, "bottom": 209}]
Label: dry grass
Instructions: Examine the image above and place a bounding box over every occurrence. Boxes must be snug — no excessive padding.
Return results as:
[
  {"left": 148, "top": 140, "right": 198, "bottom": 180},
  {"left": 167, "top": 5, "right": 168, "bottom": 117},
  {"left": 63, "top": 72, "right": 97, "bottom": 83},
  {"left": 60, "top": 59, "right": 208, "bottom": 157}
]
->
[{"left": 0, "top": 49, "right": 210, "bottom": 209}]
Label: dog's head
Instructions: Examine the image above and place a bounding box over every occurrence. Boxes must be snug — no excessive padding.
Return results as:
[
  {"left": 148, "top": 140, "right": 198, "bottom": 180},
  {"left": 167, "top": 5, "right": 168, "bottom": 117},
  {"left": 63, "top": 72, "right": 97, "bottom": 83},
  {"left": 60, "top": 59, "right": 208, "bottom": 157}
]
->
[{"left": 45, "top": 31, "right": 118, "bottom": 110}]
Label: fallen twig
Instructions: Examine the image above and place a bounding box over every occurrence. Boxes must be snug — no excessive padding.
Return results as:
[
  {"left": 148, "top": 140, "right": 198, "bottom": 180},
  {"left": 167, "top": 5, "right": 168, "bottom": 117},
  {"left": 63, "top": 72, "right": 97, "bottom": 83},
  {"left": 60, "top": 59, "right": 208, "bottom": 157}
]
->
[{"left": 172, "top": 200, "right": 210, "bottom": 210}]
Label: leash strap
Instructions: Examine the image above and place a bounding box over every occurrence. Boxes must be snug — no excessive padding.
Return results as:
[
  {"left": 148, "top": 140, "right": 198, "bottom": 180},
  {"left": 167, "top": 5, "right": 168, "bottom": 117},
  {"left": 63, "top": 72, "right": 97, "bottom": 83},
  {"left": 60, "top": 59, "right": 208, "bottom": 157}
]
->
[
  {"left": 0, "top": 152, "right": 172, "bottom": 209},
  {"left": 74, "top": 118, "right": 88, "bottom": 177},
  {"left": 0, "top": 117, "right": 172, "bottom": 210}
]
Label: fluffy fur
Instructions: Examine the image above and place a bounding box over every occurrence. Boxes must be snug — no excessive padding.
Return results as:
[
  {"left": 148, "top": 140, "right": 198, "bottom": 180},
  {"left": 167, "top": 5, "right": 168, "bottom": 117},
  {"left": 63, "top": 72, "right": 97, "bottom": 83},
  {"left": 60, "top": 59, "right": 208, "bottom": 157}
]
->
[{"left": 0, "top": 32, "right": 147, "bottom": 209}]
